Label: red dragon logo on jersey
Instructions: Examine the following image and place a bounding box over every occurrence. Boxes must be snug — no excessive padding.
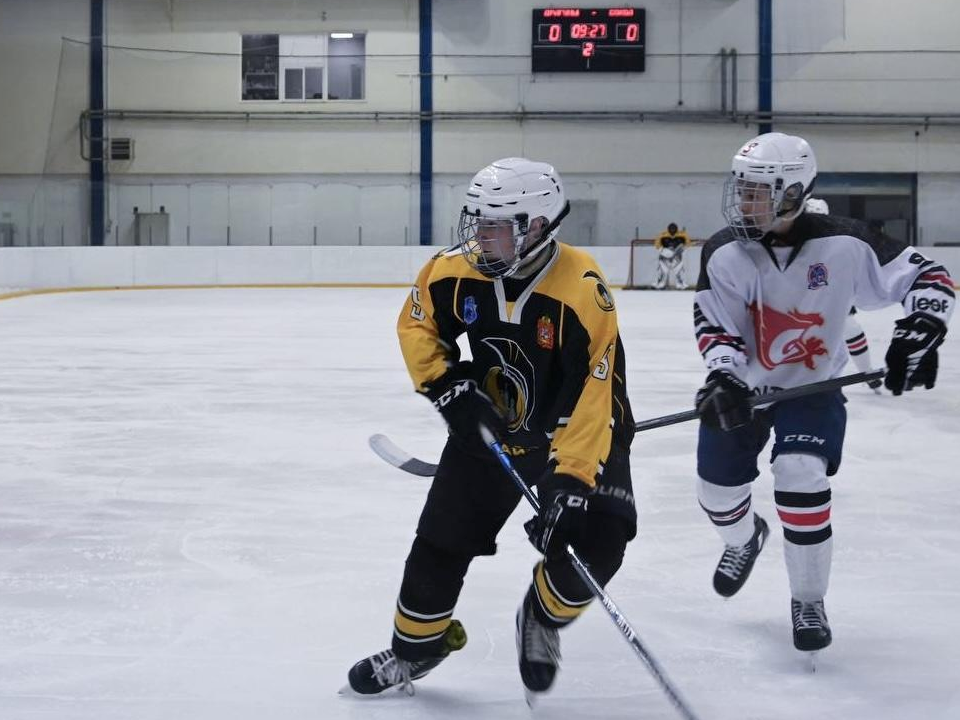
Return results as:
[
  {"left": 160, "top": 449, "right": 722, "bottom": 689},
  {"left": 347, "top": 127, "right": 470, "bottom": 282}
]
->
[{"left": 749, "top": 303, "right": 828, "bottom": 370}]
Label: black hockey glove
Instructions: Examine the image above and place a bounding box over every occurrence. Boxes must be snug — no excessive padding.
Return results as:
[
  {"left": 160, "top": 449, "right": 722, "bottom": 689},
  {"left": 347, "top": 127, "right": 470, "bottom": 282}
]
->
[
  {"left": 524, "top": 472, "right": 591, "bottom": 557},
  {"left": 884, "top": 312, "right": 947, "bottom": 396},
  {"left": 695, "top": 369, "right": 753, "bottom": 431},
  {"left": 425, "top": 363, "right": 506, "bottom": 450}
]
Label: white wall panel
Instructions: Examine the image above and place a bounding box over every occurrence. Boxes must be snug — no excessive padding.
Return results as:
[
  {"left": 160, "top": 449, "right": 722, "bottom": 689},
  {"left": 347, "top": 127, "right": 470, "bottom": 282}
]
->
[
  {"left": 60, "top": 181, "right": 86, "bottom": 247},
  {"left": 309, "top": 245, "right": 437, "bottom": 284},
  {"left": 134, "top": 247, "right": 219, "bottom": 285},
  {"left": 18, "top": 248, "right": 73, "bottom": 287},
  {"left": 0, "top": 246, "right": 957, "bottom": 291},
  {"left": 432, "top": 179, "right": 470, "bottom": 248},
  {"left": 228, "top": 184, "right": 271, "bottom": 245},
  {"left": 115, "top": 185, "right": 152, "bottom": 246},
  {"left": 271, "top": 183, "right": 316, "bottom": 245},
  {"left": 315, "top": 184, "right": 361, "bottom": 245},
  {"left": 918, "top": 174, "right": 960, "bottom": 247},
  {"left": 359, "top": 184, "right": 412, "bottom": 246},
  {"left": 188, "top": 183, "right": 228, "bottom": 245},
  {"left": 215, "top": 247, "right": 314, "bottom": 284},
  {"left": 151, "top": 185, "right": 190, "bottom": 245},
  {"left": 69, "top": 246, "right": 136, "bottom": 285}
]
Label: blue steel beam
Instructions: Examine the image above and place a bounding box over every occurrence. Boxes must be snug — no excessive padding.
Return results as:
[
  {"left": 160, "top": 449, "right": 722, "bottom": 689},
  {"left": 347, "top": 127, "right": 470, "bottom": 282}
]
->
[{"left": 419, "top": 0, "right": 433, "bottom": 245}]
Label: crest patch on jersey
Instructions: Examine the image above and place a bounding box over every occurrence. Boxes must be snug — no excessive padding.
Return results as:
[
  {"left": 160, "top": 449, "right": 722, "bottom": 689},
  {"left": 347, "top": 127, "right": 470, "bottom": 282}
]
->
[
  {"left": 595, "top": 282, "right": 615, "bottom": 312},
  {"left": 583, "top": 270, "right": 615, "bottom": 312},
  {"left": 463, "top": 296, "right": 478, "bottom": 325},
  {"left": 807, "top": 263, "right": 829, "bottom": 289},
  {"left": 481, "top": 337, "right": 536, "bottom": 432},
  {"left": 536, "top": 315, "right": 555, "bottom": 350},
  {"left": 749, "top": 303, "right": 827, "bottom": 370}
]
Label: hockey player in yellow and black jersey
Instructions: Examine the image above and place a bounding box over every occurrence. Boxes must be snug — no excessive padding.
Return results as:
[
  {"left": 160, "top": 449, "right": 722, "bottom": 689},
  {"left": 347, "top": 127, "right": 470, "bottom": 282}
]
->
[{"left": 347, "top": 158, "right": 637, "bottom": 701}]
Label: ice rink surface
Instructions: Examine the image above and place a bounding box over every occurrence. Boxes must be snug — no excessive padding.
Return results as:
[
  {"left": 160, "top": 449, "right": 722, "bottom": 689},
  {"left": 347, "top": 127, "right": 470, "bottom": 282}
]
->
[{"left": 0, "top": 286, "right": 958, "bottom": 720}]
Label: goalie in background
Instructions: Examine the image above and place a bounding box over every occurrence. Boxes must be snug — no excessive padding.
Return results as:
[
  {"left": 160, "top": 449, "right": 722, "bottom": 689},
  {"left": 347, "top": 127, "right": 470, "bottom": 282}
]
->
[
  {"left": 805, "top": 198, "right": 883, "bottom": 393},
  {"left": 653, "top": 222, "right": 692, "bottom": 289}
]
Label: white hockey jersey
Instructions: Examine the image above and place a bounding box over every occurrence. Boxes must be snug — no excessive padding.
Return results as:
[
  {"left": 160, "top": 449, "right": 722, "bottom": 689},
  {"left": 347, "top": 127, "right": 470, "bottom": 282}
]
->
[{"left": 694, "top": 214, "right": 954, "bottom": 392}]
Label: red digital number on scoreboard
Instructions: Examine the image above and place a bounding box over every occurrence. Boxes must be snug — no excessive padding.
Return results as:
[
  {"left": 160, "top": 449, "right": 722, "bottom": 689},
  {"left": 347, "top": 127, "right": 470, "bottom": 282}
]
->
[
  {"left": 570, "top": 23, "right": 608, "bottom": 40},
  {"left": 538, "top": 23, "right": 563, "bottom": 42},
  {"left": 616, "top": 23, "right": 641, "bottom": 42},
  {"left": 532, "top": 7, "right": 645, "bottom": 73}
]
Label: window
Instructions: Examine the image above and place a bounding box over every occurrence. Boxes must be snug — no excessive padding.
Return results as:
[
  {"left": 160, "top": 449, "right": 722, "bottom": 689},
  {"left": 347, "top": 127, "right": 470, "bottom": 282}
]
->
[
  {"left": 241, "top": 33, "right": 365, "bottom": 102},
  {"left": 328, "top": 34, "right": 365, "bottom": 100},
  {"left": 284, "top": 68, "right": 304, "bottom": 100},
  {"left": 241, "top": 34, "right": 279, "bottom": 101},
  {"left": 279, "top": 35, "right": 324, "bottom": 101}
]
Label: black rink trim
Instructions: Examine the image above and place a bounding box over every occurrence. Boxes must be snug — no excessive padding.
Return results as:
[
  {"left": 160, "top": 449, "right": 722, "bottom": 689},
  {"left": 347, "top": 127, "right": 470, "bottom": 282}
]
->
[
  {"left": 784, "top": 525, "right": 833, "bottom": 546},
  {"left": 775, "top": 489, "right": 832, "bottom": 508}
]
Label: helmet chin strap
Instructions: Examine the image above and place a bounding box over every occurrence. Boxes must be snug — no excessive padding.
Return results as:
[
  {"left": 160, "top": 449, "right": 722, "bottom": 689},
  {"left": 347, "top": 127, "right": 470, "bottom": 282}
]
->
[
  {"left": 509, "top": 237, "right": 557, "bottom": 279},
  {"left": 512, "top": 201, "right": 570, "bottom": 270}
]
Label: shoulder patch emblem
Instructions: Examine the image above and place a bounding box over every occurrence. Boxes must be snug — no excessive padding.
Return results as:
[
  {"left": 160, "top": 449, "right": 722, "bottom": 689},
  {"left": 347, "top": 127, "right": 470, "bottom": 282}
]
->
[
  {"left": 582, "top": 270, "right": 615, "bottom": 312},
  {"left": 463, "top": 296, "right": 478, "bottom": 325},
  {"left": 594, "top": 281, "right": 615, "bottom": 312},
  {"left": 807, "top": 263, "right": 829, "bottom": 290}
]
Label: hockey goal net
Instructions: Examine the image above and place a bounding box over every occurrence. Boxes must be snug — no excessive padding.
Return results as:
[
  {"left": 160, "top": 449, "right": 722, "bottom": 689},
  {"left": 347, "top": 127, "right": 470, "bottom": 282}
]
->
[{"left": 622, "top": 237, "right": 703, "bottom": 290}]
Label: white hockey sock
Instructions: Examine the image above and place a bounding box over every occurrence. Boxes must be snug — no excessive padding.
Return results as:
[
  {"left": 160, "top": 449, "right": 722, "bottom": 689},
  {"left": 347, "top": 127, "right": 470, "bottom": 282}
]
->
[
  {"left": 697, "top": 478, "right": 754, "bottom": 547},
  {"left": 773, "top": 453, "right": 833, "bottom": 601}
]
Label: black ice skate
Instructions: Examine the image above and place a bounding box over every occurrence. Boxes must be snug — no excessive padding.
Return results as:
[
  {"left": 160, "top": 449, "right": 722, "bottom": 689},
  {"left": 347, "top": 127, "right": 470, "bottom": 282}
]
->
[
  {"left": 792, "top": 598, "right": 832, "bottom": 652},
  {"left": 713, "top": 514, "right": 769, "bottom": 597},
  {"left": 516, "top": 593, "right": 561, "bottom": 702},
  {"left": 346, "top": 619, "right": 467, "bottom": 695}
]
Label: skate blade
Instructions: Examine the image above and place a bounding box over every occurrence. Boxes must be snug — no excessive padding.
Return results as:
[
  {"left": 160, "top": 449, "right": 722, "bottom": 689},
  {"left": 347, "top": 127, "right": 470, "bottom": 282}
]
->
[
  {"left": 337, "top": 683, "right": 416, "bottom": 698},
  {"left": 524, "top": 688, "right": 539, "bottom": 708},
  {"left": 802, "top": 650, "right": 819, "bottom": 673}
]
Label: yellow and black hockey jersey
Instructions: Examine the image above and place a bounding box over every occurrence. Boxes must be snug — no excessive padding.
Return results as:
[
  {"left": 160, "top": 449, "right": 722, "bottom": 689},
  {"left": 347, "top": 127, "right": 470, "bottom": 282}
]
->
[
  {"left": 655, "top": 229, "right": 691, "bottom": 252},
  {"left": 398, "top": 243, "right": 634, "bottom": 488}
]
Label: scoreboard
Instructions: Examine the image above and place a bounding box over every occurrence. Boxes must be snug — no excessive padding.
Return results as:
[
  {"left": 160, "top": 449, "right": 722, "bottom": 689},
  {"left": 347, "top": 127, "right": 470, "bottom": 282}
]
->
[{"left": 532, "top": 7, "right": 646, "bottom": 73}]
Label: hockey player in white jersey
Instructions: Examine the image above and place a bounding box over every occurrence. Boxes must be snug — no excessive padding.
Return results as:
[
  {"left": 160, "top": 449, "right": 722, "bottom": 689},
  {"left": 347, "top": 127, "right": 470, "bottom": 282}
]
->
[
  {"left": 805, "top": 197, "right": 884, "bottom": 394},
  {"left": 694, "top": 132, "right": 953, "bottom": 653}
]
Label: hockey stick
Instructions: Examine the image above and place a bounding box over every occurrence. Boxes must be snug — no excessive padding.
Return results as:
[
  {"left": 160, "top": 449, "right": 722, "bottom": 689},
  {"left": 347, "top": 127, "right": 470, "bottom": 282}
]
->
[
  {"left": 368, "top": 434, "right": 437, "bottom": 477},
  {"left": 369, "top": 369, "right": 885, "bottom": 477},
  {"left": 635, "top": 368, "right": 885, "bottom": 432},
  {"left": 478, "top": 423, "right": 702, "bottom": 720}
]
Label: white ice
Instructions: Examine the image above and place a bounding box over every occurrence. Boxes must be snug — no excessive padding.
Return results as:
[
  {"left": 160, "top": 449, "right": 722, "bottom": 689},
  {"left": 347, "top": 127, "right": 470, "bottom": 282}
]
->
[{"left": 0, "top": 287, "right": 958, "bottom": 720}]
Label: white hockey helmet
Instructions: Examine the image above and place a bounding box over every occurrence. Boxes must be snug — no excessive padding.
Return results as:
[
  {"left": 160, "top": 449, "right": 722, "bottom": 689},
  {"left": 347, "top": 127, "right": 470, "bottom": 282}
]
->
[
  {"left": 722, "top": 132, "right": 817, "bottom": 241},
  {"left": 457, "top": 157, "right": 570, "bottom": 278},
  {"left": 804, "top": 197, "right": 829, "bottom": 215}
]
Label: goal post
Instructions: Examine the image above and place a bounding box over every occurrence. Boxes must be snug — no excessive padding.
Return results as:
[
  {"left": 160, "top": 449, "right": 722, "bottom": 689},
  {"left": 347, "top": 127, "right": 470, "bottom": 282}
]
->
[
  {"left": 622, "top": 237, "right": 704, "bottom": 290},
  {"left": 623, "top": 238, "right": 657, "bottom": 289}
]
